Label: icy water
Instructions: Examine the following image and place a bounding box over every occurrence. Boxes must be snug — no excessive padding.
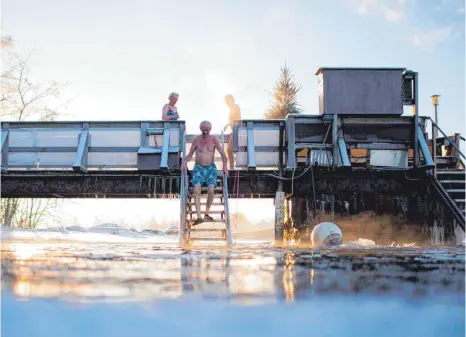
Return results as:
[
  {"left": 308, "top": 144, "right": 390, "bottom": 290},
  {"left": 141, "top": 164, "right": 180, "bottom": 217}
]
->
[{"left": 1, "top": 231, "right": 465, "bottom": 337}]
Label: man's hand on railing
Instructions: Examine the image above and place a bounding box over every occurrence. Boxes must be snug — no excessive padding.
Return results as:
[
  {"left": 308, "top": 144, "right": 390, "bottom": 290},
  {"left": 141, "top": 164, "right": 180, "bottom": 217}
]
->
[
  {"left": 223, "top": 166, "right": 229, "bottom": 176},
  {"left": 180, "top": 162, "right": 187, "bottom": 171}
]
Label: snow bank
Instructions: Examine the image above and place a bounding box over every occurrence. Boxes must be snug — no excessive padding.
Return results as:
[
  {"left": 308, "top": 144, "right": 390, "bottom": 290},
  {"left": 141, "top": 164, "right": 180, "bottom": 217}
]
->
[{"left": 0, "top": 225, "right": 177, "bottom": 244}]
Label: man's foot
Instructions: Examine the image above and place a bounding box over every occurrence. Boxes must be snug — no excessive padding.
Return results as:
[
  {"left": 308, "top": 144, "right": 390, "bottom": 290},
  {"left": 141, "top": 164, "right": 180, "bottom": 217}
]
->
[
  {"left": 193, "top": 218, "right": 204, "bottom": 226},
  {"left": 204, "top": 214, "right": 214, "bottom": 222}
]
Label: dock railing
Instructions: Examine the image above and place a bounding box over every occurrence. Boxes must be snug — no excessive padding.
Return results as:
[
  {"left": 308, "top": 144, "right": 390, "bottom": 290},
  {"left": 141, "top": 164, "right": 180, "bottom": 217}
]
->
[
  {"left": 1, "top": 120, "right": 185, "bottom": 172},
  {"left": 427, "top": 118, "right": 465, "bottom": 176},
  {"left": 1, "top": 116, "right": 461, "bottom": 174}
]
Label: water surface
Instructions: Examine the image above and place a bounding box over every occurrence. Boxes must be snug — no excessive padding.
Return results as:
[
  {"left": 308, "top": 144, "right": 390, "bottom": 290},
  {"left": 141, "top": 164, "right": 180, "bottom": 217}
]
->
[{"left": 1, "top": 233, "right": 465, "bottom": 337}]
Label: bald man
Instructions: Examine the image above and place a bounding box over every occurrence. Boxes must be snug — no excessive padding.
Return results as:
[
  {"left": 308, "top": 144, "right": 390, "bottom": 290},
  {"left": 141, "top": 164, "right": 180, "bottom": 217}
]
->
[{"left": 180, "top": 121, "right": 229, "bottom": 225}]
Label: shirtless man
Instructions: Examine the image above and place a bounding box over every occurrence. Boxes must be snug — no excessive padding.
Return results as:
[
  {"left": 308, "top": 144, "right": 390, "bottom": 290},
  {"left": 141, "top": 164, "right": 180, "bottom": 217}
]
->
[
  {"left": 223, "top": 94, "right": 241, "bottom": 169},
  {"left": 180, "top": 121, "right": 229, "bottom": 225}
]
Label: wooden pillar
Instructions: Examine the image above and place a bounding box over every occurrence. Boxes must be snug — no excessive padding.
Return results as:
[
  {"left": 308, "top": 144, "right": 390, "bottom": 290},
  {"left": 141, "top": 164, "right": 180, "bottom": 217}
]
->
[
  {"left": 275, "top": 122, "right": 285, "bottom": 242},
  {"left": 292, "top": 196, "right": 307, "bottom": 229},
  {"left": 274, "top": 191, "right": 285, "bottom": 242}
]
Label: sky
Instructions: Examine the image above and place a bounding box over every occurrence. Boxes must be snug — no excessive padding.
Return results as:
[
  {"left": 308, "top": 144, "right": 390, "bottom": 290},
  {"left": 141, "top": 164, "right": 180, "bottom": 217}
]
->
[{"left": 1, "top": 0, "right": 465, "bottom": 228}]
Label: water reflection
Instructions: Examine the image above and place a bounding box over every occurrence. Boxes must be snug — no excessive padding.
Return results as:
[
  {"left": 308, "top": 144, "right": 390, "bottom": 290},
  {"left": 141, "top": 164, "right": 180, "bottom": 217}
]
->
[{"left": 1, "top": 242, "right": 464, "bottom": 304}]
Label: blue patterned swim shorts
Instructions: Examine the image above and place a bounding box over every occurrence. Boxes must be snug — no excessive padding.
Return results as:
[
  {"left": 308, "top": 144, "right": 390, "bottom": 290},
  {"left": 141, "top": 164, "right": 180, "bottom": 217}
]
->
[{"left": 192, "top": 163, "right": 217, "bottom": 187}]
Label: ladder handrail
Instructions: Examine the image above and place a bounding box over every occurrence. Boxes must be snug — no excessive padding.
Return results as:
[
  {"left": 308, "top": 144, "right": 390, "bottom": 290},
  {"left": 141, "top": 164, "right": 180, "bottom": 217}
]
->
[
  {"left": 428, "top": 118, "right": 465, "bottom": 160},
  {"left": 430, "top": 177, "right": 465, "bottom": 230},
  {"left": 179, "top": 128, "right": 188, "bottom": 245},
  {"left": 221, "top": 131, "right": 233, "bottom": 245}
]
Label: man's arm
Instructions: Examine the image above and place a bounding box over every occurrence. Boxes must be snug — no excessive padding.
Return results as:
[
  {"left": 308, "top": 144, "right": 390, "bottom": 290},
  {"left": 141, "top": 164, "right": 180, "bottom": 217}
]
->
[
  {"left": 213, "top": 136, "right": 228, "bottom": 169},
  {"left": 181, "top": 137, "right": 197, "bottom": 166}
]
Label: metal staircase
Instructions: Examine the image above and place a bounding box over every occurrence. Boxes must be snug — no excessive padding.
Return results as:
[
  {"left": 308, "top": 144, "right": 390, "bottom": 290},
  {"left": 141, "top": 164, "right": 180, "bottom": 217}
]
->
[
  {"left": 427, "top": 122, "right": 465, "bottom": 230},
  {"left": 436, "top": 169, "right": 465, "bottom": 218},
  {"left": 179, "top": 132, "right": 232, "bottom": 245}
]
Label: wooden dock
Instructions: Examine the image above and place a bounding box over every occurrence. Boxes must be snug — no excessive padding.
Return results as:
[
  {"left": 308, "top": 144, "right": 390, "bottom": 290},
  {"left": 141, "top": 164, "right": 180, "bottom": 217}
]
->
[{"left": 1, "top": 67, "right": 464, "bottom": 240}]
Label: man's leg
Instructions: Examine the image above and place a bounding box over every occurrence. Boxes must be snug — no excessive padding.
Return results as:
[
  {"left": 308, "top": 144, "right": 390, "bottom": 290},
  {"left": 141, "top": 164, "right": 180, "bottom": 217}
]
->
[
  {"left": 193, "top": 183, "right": 203, "bottom": 225},
  {"left": 204, "top": 184, "right": 215, "bottom": 221},
  {"left": 204, "top": 163, "right": 217, "bottom": 221},
  {"left": 191, "top": 164, "right": 204, "bottom": 225}
]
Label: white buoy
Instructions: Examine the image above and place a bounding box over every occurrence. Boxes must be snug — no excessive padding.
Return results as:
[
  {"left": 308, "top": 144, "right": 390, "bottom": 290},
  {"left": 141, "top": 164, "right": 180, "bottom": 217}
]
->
[{"left": 311, "top": 222, "right": 343, "bottom": 246}]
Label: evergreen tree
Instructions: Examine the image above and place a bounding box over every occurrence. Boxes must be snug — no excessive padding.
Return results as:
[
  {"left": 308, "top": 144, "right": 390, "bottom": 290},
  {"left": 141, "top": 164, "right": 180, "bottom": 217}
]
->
[{"left": 264, "top": 64, "right": 302, "bottom": 119}]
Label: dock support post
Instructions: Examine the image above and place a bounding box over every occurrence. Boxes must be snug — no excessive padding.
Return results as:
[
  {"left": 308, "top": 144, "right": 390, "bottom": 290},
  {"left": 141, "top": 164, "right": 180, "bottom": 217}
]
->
[
  {"left": 413, "top": 72, "right": 420, "bottom": 168},
  {"left": 274, "top": 190, "right": 285, "bottom": 243},
  {"left": 179, "top": 128, "right": 187, "bottom": 246},
  {"left": 275, "top": 124, "right": 285, "bottom": 242},
  {"left": 332, "top": 114, "right": 338, "bottom": 170}
]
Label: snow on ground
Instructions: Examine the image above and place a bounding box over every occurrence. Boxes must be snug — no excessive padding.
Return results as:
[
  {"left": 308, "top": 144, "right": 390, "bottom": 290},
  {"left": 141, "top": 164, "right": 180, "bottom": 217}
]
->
[
  {"left": 0, "top": 225, "right": 177, "bottom": 244},
  {"left": 0, "top": 226, "right": 403, "bottom": 248}
]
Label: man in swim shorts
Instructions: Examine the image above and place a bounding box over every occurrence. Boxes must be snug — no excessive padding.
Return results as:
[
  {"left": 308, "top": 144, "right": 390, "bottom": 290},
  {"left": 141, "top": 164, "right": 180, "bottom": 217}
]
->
[{"left": 180, "top": 121, "right": 229, "bottom": 225}]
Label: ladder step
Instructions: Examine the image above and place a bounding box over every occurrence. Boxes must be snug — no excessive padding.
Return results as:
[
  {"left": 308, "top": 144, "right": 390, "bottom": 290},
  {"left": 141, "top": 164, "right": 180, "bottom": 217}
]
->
[
  {"left": 188, "top": 237, "right": 227, "bottom": 241},
  {"left": 454, "top": 199, "right": 466, "bottom": 203},
  {"left": 445, "top": 189, "right": 465, "bottom": 193},
  {"left": 188, "top": 228, "right": 226, "bottom": 232},
  {"left": 187, "top": 210, "right": 225, "bottom": 215},
  {"left": 188, "top": 219, "right": 224, "bottom": 224},
  {"left": 439, "top": 180, "right": 465, "bottom": 184},
  {"left": 189, "top": 187, "right": 223, "bottom": 192},
  {"left": 189, "top": 176, "right": 224, "bottom": 181},
  {"left": 188, "top": 194, "right": 224, "bottom": 199},
  {"left": 437, "top": 170, "right": 465, "bottom": 175},
  {"left": 188, "top": 202, "right": 224, "bottom": 206}
]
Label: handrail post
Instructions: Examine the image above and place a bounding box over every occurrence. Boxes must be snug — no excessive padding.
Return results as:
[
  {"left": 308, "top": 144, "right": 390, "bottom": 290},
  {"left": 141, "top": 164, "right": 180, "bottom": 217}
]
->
[
  {"left": 429, "top": 118, "right": 466, "bottom": 160},
  {"left": 221, "top": 131, "right": 232, "bottom": 245},
  {"left": 413, "top": 72, "right": 420, "bottom": 168},
  {"left": 246, "top": 122, "right": 256, "bottom": 170},
  {"left": 432, "top": 120, "right": 437, "bottom": 177},
  {"left": 73, "top": 123, "right": 89, "bottom": 172},
  {"left": 1, "top": 123, "right": 9, "bottom": 171},
  {"left": 417, "top": 126, "right": 435, "bottom": 168},
  {"left": 178, "top": 126, "right": 187, "bottom": 246},
  {"left": 160, "top": 122, "right": 170, "bottom": 169}
]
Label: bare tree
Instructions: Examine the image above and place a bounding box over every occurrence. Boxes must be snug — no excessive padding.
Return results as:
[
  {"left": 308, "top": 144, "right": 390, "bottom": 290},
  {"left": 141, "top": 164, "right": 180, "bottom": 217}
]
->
[
  {"left": 1, "top": 36, "right": 69, "bottom": 228},
  {"left": 1, "top": 35, "right": 71, "bottom": 121},
  {"left": 264, "top": 64, "right": 302, "bottom": 119}
]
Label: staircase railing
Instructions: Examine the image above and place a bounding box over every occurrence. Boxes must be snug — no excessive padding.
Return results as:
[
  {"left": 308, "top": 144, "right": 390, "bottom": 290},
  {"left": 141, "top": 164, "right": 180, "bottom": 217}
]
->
[
  {"left": 430, "top": 177, "right": 465, "bottom": 230},
  {"left": 221, "top": 131, "right": 232, "bottom": 245},
  {"left": 428, "top": 118, "right": 465, "bottom": 175},
  {"left": 179, "top": 128, "right": 188, "bottom": 245}
]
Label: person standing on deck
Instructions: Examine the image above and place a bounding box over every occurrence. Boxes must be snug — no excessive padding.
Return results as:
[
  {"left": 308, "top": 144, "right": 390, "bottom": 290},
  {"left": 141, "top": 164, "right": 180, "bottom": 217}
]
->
[
  {"left": 223, "top": 94, "right": 241, "bottom": 169},
  {"left": 162, "top": 92, "right": 180, "bottom": 120},
  {"left": 180, "top": 121, "right": 229, "bottom": 225}
]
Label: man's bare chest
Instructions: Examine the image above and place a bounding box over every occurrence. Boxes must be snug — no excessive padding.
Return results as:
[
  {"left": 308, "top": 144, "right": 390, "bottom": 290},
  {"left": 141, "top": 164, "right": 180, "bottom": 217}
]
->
[{"left": 196, "top": 139, "right": 215, "bottom": 153}]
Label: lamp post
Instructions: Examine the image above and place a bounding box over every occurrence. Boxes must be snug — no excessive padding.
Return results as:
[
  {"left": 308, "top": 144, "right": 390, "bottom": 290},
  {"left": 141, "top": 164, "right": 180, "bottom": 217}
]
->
[
  {"left": 431, "top": 95, "right": 440, "bottom": 139},
  {"left": 431, "top": 95, "right": 440, "bottom": 177}
]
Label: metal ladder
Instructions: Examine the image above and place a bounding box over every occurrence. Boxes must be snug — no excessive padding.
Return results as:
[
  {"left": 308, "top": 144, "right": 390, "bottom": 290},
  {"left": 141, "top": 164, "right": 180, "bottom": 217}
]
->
[{"left": 179, "top": 132, "right": 232, "bottom": 245}]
